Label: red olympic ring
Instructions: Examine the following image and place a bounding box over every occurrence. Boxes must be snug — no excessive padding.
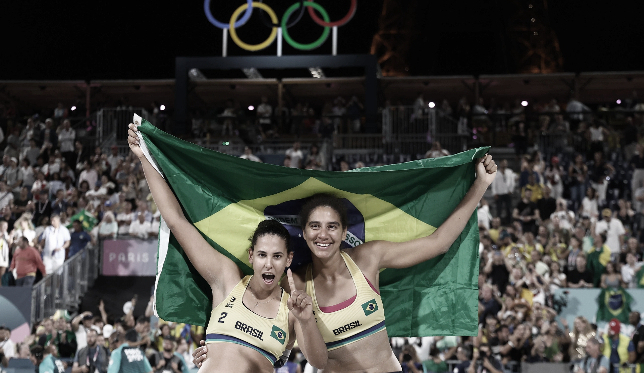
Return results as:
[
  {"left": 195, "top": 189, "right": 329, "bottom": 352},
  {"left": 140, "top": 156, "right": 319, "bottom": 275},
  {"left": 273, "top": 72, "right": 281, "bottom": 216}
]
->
[{"left": 306, "top": 0, "right": 357, "bottom": 27}]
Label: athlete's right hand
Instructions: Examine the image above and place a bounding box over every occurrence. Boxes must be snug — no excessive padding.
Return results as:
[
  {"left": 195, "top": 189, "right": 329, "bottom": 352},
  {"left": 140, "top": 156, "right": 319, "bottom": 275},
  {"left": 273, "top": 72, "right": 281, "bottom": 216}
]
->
[
  {"left": 192, "top": 340, "right": 208, "bottom": 368},
  {"left": 127, "top": 122, "right": 144, "bottom": 159},
  {"left": 287, "top": 269, "right": 313, "bottom": 321}
]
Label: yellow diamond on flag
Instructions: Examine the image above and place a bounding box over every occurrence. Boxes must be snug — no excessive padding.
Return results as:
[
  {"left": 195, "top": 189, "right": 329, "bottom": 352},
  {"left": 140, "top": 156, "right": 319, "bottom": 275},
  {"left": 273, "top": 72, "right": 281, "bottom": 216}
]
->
[{"left": 193, "top": 177, "right": 436, "bottom": 268}]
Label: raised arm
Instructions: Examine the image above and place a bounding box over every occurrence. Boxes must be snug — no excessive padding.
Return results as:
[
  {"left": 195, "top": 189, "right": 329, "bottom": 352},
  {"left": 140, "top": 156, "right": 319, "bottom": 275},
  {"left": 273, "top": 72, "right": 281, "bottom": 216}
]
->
[
  {"left": 360, "top": 155, "right": 496, "bottom": 269},
  {"left": 128, "top": 123, "right": 241, "bottom": 291},
  {"left": 286, "top": 269, "right": 327, "bottom": 369}
]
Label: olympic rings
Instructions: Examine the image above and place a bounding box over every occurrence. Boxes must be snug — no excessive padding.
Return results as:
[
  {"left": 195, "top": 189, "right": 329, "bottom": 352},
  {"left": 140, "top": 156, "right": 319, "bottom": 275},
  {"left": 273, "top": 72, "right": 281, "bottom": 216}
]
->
[
  {"left": 259, "top": 0, "right": 305, "bottom": 28},
  {"left": 204, "top": 0, "right": 356, "bottom": 51},
  {"left": 229, "top": 2, "right": 279, "bottom": 52},
  {"left": 204, "top": 0, "right": 252, "bottom": 29},
  {"left": 281, "top": 2, "right": 330, "bottom": 51},
  {"left": 307, "top": 0, "right": 357, "bottom": 28}
]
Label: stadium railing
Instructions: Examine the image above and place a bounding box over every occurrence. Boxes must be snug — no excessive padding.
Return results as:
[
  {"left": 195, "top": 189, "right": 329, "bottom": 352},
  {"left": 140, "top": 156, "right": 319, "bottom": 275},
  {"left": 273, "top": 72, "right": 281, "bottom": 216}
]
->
[{"left": 31, "top": 243, "right": 100, "bottom": 325}]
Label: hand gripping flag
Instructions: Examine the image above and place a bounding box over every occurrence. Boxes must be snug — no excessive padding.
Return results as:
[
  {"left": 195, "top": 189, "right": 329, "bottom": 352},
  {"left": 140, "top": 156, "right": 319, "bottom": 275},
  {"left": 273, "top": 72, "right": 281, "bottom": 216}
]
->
[{"left": 136, "top": 116, "right": 487, "bottom": 337}]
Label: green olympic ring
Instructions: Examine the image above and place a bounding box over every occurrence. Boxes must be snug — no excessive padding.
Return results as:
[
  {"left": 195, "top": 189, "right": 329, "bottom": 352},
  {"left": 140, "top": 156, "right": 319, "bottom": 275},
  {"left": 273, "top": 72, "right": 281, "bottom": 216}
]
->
[{"left": 281, "top": 2, "right": 330, "bottom": 51}]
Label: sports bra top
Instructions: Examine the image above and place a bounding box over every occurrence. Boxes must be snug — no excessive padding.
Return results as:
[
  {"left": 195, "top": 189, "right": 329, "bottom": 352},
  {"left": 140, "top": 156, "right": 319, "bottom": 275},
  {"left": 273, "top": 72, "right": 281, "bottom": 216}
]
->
[
  {"left": 305, "top": 251, "right": 386, "bottom": 351},
  {"left": 205, "top": 276, "right": 290, "bottom": 365}
]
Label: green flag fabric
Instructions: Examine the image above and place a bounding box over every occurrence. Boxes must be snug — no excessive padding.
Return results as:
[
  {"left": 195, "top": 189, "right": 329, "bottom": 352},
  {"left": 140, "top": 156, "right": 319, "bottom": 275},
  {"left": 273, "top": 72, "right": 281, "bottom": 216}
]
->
[
  {"left": 137, "top": 117, "right": 487, "bottom": 337},
  {"left": 637, "top": 266, "right": 644, "bottom": 288},
  {"left": 596, "top": 287, "right": 633, "bottom": 324},
  {"left": 586, "top": 244, "right": 611, "bottom": 287},
  {"left": 67, "top": 209, "right": 98, "bottom": 231}
]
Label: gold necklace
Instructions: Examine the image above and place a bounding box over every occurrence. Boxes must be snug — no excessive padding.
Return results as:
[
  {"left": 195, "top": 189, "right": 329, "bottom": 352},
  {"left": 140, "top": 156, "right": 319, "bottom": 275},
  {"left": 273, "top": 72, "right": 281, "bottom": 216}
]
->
[{"left": 248, "top": 285, "right": 273, "bottom": 309}]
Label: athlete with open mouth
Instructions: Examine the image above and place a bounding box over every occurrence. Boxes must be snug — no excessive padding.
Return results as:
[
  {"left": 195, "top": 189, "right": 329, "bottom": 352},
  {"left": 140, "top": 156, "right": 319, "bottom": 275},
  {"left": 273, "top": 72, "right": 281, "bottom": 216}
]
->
[{"left": 128, "top": 123, "right": 327, "bottom": 373}]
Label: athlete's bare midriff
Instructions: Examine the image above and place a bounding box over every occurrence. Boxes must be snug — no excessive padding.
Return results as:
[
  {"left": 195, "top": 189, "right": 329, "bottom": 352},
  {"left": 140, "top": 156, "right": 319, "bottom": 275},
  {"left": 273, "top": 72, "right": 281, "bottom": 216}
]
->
[
  {"left": 198, "top": 342, "right": 274, "bottom": 373},
  {"left": 322, "top": 329, "right": 401, "bottom": 373}
]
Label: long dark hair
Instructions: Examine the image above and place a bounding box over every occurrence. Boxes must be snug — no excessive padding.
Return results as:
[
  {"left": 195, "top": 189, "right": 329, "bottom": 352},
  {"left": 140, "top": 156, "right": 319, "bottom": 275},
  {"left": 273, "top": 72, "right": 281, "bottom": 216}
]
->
[
  {"left": 298, "top": 194, "right": 348, "bottom": 229},
  {"left": 249, "top": 219, "right": 291, "bottom": 252}
]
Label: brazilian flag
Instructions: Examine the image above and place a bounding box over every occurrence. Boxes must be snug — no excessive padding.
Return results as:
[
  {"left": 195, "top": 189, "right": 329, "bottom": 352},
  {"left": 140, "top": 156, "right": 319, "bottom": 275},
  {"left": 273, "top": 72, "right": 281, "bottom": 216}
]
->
[
  {"left": 67, "top": 209, "right": 98, "bottom": 231},
  {"left": 596, "top": 287, "right": 633, "bottom": 324},
  {"left": 137, "top": 117, "right": 486, "bottom": 337},
  {"left": 587, "top": 244, "right": 611, "bottom": 287}
]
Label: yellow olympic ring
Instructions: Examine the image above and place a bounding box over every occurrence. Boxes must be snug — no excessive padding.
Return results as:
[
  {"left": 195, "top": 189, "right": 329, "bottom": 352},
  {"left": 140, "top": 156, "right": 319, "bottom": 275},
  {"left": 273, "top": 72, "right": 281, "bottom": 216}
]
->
[{"left": 229, "top": 2, "right": 278, "bottom": 52}]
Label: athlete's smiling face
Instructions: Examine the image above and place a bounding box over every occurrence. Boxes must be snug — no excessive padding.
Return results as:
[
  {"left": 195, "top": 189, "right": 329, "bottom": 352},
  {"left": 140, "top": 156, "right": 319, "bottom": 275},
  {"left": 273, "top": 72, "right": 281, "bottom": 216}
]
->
[
  {"left": 303, "top": 206, "right": 347, "bottom": 260},
  {"left": 248, "top": 234, "right": 292, "bottom": 289}
]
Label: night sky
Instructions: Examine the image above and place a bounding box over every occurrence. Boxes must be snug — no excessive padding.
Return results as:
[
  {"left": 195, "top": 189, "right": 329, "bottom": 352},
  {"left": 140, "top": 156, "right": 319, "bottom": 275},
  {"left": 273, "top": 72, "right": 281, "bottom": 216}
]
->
[{"left": 1, "top": 0, "right": 642, "bottom": 80}]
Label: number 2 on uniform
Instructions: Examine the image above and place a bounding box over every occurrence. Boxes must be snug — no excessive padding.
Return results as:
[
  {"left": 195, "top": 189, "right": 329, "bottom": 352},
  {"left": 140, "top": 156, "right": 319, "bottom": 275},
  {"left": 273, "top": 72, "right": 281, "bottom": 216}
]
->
[{"left": 218, "top": 312, "right": 228, "bottom": 323}]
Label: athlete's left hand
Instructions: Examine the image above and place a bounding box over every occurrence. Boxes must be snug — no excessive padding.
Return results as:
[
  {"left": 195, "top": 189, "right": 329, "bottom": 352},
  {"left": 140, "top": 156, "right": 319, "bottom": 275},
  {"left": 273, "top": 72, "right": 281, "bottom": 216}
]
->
[
  {"left": 476, "top": 154, "right": 497, "bottom": 186},
  {"left": 286, "top": 269, "right": 313, "bottom": 321}
]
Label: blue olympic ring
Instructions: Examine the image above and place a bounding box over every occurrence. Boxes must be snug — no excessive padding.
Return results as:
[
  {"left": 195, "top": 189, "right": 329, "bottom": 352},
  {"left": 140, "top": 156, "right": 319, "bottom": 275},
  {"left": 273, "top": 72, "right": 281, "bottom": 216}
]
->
[{"left": 204, "top": 0, "right": 253, "bottom": 29}]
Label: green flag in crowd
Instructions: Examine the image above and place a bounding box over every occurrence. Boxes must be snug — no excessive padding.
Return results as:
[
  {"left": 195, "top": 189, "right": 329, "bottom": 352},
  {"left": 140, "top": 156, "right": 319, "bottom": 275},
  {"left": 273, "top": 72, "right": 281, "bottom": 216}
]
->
[
  {"left": 637, "top": 266, "right": 644, "bottom": 288},
  {"left": 136, "top": 117, "right": 486, "bottom": 337},
  {"left": 596, "top": 287, "right": 633, "bottom": 324},
  {"left": 67, "top": 209, "right": 98, "bottom": 231},
  {"left": 586, "top": 244, "right": 611, "bottom": 287}
]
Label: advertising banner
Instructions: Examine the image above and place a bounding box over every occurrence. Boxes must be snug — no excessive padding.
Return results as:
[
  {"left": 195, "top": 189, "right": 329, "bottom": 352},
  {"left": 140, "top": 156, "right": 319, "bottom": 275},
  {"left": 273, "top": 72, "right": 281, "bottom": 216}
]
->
[
  {"left": 0, "top": 287, "right": 32, "bottom": 343},
  {"left": 102, "top": 239, "right": 157, "bottom": 276}
]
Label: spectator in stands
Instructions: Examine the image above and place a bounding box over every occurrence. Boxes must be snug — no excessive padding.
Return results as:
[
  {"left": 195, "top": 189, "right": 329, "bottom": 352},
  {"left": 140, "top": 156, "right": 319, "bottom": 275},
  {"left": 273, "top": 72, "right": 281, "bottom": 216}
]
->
[
  {"left": 40, "top": 118, "right": 58, "bottom": 151},
  {"left": 0, "top": 227, "right": 7, "bottom": 284},
  {"left": 0, "top": 181, "right": 14, "bottom": 212},
  {"left": 31, "top": 171, "right": 48, "bottom": 196},
  {"left": 32, "top": 190, "right": 52, "bottom": 229},
  {"left": 621, "top": 252, "right": 643, "bottom": 288},
  {"left": 600, "top": 261, "right": 622, "bottom": 289},
  {"left": 285, "top": 141, "right": 303, "bottom": 169},
  {"left": 129, "top": 212, "right": 151, "bottom": 239},
  {"left": 581, "top": 187, "right": 599, "bottom": 221},
  {"left": 4, "top": 127, "right": 21, "bottom": 160},
  {"left": 69, "top": 220, "right": 92, "bottom": 257},
  {"left": 51, "top": 189, "right": 67, "bottom": 216},
  {"left": 107, "top": 331, "right": 153, "bottom": 373},
  {"left": 73, "top": 141, "right": 89, "bottom": 173},
  {"left": 491, "top": 159, "right": 515, "bottom": 225},
  {"left": 9, "top": 236, "right": 46, "bottom": 286},
  {"left": 483, "top": 250, "right": 511, "bottom": 293},
  {"left": 305, "top": 143, "right": 325, "bottom": 170},
  {"left": 568, "top": 253, "right": 594, "bottom": 288},
  {"left": 346, "top": 96, "right": 363, "bottom": 133},
  {"left": 595, "top": 208, "right": 626, "bottom": 259},
  {"left": 51, "top": 315, "right": 77, "bottom": 358},
  {"left": 239, "top": 146, "right": 261, "bottom": 162},
  {"left": 602, "top": 319, "right": 634, "bottom": 373},
  {"left": 71, "top": 311, "right": 95, "bottom": 352},
  {"left": 97, "top": 211, "right": 117, "bottom": 240},
  {"left": 19, "top": 158, "right": 35, "bottom": 191},
  {"left": 39, "top": 214, "right": 71, "bottom": 273},
  {"left": 71, "top": 328, "right": 108, "bottom": 373},
  {"left": 12, "top": 187, "right": 29, "bottom": 217},
  {"left": 537, "top": 186, "right": 556, "bottom": 226},
  {"left": 116, "top": 200, "right": 134, "bottom": 236},
  {"left": 513, "top": 188, "right": 540, "bottom": 235},
  {"left": 629, "top": 312, "right": 644, "bottom": 368},
  {"left": 574, "top": 337, "right": 608, "bottom": 373},
  {"left": 25, "top": 139, "right": 41, "bottom": 167},
  {"left": 589, "top": 151, "right": 614, "bottom": 206},
  {"left": 256, "top": 95, "right": 273, "bottom": 137},
  {"left": 78, "top": 161, "right": 98, "bottom": 190},
  {"left": 57, "top": 119, "right": 75, "bottom": 166},
  {"left": 4, "top": 157, "right": 21, "bottom": 193},
  {"left": 398, "top": 344, "right": 423, "bottom": 373},
  {"left": 149, "top": 335, "right": 184, "bottom": 373},
  {"left": 425, "top": 142, "right": 450, "bottom": 159},
  {"left": 468, "top": 343, "right": 503, "bottom": 373},
  {"left": 30, "top": 345, "right": 65, "bottom": 373}
]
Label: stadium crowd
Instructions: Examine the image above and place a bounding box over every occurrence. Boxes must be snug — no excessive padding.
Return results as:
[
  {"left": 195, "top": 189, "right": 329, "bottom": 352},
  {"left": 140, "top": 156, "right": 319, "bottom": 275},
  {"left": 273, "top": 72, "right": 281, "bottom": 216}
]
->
[{"left": 1, "top": 95, "right": 644, "bottom": 373}]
